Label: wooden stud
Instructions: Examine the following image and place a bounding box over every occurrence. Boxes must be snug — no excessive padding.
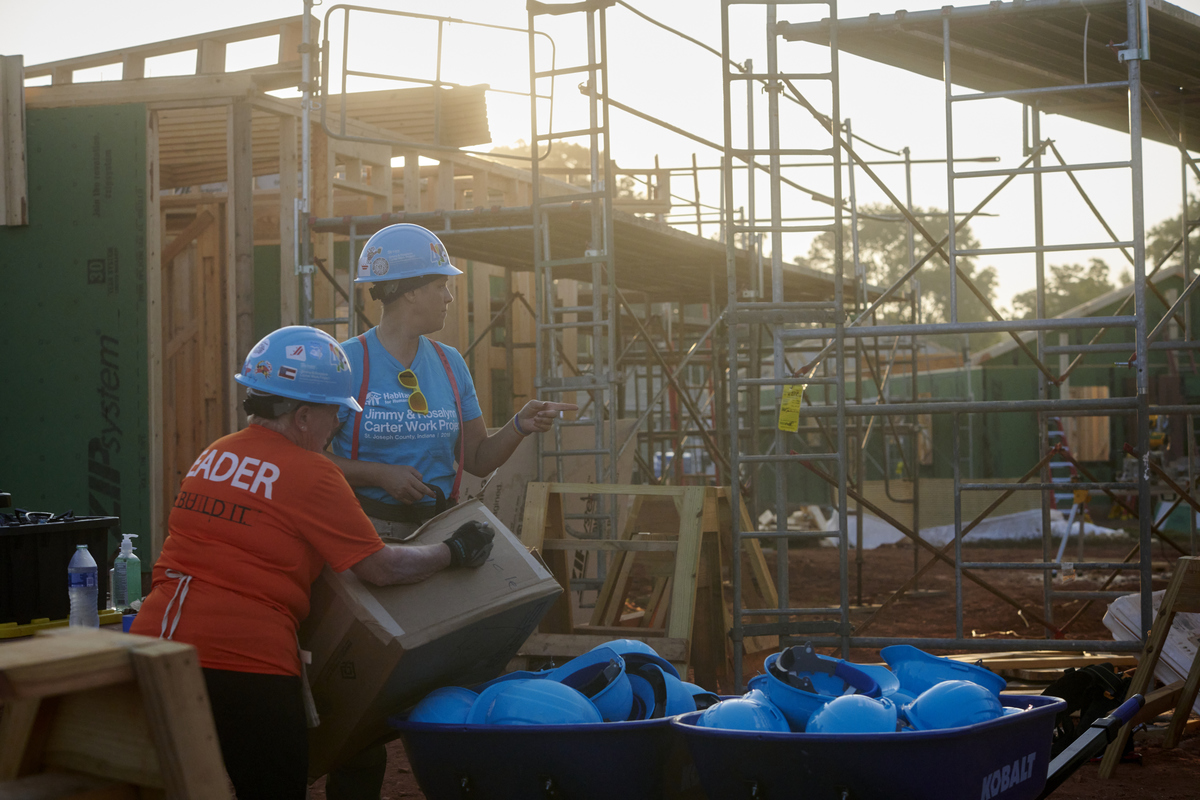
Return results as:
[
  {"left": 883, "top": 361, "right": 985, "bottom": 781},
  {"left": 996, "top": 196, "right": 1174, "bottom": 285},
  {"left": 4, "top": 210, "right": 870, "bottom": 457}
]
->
[
  {"left": 129, "top": 641, "right": 228, "bottom": 798},
  {"left": 1100, "top": 557, "right": 1200, "bottom": 776},
  {"left": 278, "top": 19, "right": 305, "bottom": 66},
  {"left": 278, "top": 114, "right": 299, "bottom": 326},
  {"left": 664, "top": 488, "right": 705, "bottom": 649},
  {"left": 226, "top": 99, "right": 254, "bottom": 429},
  {"left": 195, "top": 41, "right": 227, "bottom": 75},
  {"left": 145, "top": 109, "right": 164, "bottom": 563},
  {"left": 402, "top": 151, "right": 421, "bottom": 212},
  {"left": 539, "top": 492, "right": 574, "bottom": 634},
  {"left": 121, "top": 54, "right": 145, "bottom": 81},
  {"left": 26, "top": 74, "right": 259, "bottom": 110},
  {"left": 0, "top": 56, "right": 28, "bottom": 227},
  {"left": 160, "top": 211, "right": 216, "bottom": 268},
  {"left": 590, "top": 495, "right": 645, "bottom": 627},
  {"left": 519, "top": 482, "right": 552, "bottom": 550}
]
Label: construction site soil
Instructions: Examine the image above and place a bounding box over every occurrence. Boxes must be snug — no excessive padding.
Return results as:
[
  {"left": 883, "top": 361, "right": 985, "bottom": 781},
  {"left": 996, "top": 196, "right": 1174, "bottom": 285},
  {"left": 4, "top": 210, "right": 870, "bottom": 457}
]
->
[{"left": 310, "top": 540, "right": 1200, "bottom": 799}]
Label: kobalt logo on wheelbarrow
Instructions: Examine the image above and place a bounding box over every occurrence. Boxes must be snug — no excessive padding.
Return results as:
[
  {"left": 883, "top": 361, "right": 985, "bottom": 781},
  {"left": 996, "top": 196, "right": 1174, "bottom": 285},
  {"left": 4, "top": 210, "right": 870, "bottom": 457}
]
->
[{"left": 980, "top": 752, "right": 1036, "bottom": 799}]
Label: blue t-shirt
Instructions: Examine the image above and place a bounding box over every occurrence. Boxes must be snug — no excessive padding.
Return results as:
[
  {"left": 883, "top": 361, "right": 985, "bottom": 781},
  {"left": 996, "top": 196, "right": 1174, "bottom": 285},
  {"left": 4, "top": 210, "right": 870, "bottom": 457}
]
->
[{"left": 333, "top": 329, "right": 482, "bottom": 506}]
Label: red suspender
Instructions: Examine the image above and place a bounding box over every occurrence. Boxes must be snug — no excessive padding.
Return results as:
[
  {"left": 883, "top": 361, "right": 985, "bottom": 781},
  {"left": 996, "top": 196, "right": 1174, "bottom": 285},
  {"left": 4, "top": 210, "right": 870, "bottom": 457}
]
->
[
  {"left": 431, "top": 341, "right": 465, "bottom": 503},
  {"left": 351, "top": 334, "right": 371, "bottom": 460}
]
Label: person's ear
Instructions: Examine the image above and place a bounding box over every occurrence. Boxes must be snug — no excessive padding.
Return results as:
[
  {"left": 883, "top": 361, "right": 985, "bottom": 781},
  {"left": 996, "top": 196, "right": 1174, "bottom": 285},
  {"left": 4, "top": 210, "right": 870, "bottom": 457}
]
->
[{"left": 292, "top": 404, "right": 314, "bottom": 432}]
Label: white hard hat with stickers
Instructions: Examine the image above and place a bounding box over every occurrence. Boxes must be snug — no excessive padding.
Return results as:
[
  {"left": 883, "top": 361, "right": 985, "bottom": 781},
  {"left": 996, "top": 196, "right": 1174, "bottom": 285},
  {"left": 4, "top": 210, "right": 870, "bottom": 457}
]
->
[{"left": 234, "top": 326, "right": 362, "bottom": 413}]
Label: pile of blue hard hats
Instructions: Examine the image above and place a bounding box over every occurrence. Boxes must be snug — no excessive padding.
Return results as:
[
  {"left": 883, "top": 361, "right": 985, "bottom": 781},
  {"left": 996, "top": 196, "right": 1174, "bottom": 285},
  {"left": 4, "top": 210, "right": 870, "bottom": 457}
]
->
[
  {"left": 696, "top": 642, "right": 1021, "bottom": 734},
  {"left": 408, "top": 639, "right": 720, "bottom": 726}
]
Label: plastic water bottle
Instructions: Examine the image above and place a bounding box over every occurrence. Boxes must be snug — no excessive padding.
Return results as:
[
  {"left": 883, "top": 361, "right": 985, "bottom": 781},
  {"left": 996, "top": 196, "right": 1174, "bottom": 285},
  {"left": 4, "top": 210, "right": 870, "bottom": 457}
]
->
[
  {"left": 68, "top": 544, "right": 100, "bottom": 628},
  {"left": 112, "top": 533, "right": 141, "bottom": 609}
]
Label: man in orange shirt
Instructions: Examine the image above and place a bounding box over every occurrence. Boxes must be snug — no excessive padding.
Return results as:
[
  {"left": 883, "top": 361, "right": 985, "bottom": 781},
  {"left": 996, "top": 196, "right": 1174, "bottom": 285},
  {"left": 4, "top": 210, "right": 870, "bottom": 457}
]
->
[{"left": 132, "top": 326, "right": 492, "bottom": 799}]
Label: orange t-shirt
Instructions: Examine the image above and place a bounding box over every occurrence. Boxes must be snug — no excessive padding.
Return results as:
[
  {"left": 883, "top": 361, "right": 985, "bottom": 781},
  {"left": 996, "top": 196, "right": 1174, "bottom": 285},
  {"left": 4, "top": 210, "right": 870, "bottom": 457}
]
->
[{"left": 131, "top": 425, "right": 384, "bottom": 676}]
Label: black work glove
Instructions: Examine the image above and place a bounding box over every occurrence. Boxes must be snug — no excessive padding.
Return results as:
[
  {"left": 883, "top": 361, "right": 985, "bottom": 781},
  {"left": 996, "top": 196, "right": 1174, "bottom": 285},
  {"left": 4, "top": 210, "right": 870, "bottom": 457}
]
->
[{"left": 445, "top": 520, "right": 494, "bottom": 568}]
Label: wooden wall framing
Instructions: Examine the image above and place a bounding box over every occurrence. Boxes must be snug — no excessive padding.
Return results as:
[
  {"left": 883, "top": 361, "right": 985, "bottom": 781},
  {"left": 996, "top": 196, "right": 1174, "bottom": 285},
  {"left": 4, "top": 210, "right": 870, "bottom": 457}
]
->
[{"left": 0, "top": 55, "right": 28, "bottom": 226}]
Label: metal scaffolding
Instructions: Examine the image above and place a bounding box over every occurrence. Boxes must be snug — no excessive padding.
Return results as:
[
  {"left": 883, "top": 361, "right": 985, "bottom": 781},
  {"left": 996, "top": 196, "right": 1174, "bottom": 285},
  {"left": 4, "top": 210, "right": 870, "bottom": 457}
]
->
[{"left": 295, "top": 0, "right": 1199, "bottom": 680}]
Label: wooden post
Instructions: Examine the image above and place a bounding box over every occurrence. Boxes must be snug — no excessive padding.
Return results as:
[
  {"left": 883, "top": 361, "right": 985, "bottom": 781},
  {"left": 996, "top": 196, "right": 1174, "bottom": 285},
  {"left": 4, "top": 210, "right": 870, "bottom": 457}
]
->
[
  {"left": 122, "top": 54, "right": 145, "bottom": 80},
  {"left": 0, "top": 55, "right": 28, "bottom": 227},
  {"left": 145, "top": 109, "right": 164, "bottom": 561},
  {"left": 403, "top": 151, "right": 421, "bottom": 212},
  {"left": 196, "top": 40, "right": 227, "bottom": 75},
  {"left": 278, "top": 114, "right": 299, "bottom": 326},
  {"left": 227, "top": 99, "right": 254, "bottom": 429}
]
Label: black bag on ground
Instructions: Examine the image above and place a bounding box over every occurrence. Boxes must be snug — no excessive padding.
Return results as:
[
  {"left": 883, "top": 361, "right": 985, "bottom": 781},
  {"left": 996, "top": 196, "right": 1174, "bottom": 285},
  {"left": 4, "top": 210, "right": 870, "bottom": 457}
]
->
[{"left": 1041, "top": 663, "right": 1133, "bottom": 758}]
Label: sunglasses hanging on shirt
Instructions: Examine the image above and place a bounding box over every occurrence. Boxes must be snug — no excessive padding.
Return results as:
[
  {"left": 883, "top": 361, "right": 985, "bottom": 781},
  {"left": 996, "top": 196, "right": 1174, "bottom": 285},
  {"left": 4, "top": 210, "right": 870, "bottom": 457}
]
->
[{"left": 398, "top": 369, "right": 429, "bottom": 414}]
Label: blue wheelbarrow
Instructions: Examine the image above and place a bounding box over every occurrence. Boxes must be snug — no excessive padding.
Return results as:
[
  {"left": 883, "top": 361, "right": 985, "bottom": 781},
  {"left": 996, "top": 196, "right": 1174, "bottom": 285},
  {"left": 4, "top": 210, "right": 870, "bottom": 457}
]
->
[
  {"left": 670, "top": 693, "right": 1144, "bottom": 800},
  {"left": 389, "top": 715, "right": 702, "bottom": 799}
]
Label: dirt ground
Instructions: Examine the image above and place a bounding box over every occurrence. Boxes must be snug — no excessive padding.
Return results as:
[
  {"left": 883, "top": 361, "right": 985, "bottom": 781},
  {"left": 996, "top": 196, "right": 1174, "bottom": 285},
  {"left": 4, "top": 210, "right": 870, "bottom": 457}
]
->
[{"left": 310, "top": 539, "right": 1200, "bottom": 799}]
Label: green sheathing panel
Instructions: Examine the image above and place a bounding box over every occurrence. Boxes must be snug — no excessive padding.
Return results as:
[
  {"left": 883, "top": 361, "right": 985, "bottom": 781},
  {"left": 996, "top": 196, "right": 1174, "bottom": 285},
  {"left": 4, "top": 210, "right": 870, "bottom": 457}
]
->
[
  {"left": 253, "top": 245, "right": 282, "bottom": 342},
  {"left": 0, "top": 105, "right": 148, "bottom": 557}
]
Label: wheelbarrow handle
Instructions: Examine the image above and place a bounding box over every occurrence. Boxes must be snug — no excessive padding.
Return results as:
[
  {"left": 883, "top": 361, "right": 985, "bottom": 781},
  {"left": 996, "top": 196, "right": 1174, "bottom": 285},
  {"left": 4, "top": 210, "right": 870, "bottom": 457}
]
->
[
  {"left": 1108, "top": 694, "right": 1145, "bottom": 727},
  {"left": 1036, "top": 694, "right": 1145, "bottom": 799}
]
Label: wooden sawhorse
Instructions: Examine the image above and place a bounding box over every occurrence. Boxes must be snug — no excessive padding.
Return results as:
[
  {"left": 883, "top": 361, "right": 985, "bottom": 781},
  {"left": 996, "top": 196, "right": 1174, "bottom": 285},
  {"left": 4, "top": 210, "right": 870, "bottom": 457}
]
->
[
  {"left": 0, "top": 627, "right": 230, "bottom": 799},
  {"left": 1099, "top": 556, "right": 1200, "bottom": 777},
  {"left": 517, "top": 483, "right": 778, "bottom": 690}
]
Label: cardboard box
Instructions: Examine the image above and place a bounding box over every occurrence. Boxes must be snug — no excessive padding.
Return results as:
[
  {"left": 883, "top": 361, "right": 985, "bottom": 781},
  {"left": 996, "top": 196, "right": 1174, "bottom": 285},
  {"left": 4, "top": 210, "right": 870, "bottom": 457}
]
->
[{"left": 300, "top": 499, "right": 562, "bottom": 778}]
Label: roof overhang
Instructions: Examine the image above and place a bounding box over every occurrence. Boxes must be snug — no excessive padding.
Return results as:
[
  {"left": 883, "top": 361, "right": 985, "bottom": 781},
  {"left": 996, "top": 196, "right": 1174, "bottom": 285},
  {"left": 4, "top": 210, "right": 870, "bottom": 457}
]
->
[{"left": 777, "top": 0, "right": 1200, "bottom": 149}]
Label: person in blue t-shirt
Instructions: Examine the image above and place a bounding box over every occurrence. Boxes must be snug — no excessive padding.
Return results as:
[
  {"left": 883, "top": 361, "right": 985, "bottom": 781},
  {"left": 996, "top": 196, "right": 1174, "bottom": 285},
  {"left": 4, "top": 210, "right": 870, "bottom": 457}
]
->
[{"left": 322, "top": 224, "right": 575, "bottom": 798}]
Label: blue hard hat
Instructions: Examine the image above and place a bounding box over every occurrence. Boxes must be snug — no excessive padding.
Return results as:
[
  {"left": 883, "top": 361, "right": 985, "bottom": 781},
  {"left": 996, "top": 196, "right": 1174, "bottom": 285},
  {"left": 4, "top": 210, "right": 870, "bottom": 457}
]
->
[
  {"left": 628, "top": 662, "right": 698, "bottom": 717},
  {"left": 901, "top": 680, "right": 1004, "bottom": 731},
  {"left": 881, "top": 645, "right": 1006, "bottom": 698},
  {"left": 627, "top": 671, "right": 658, "bottom": 721},
  {"left": 806, "top": 695, "right": 899, "bottom": 734},
  {"left": 855, "top": 663, "right": 901, "bottom": 698},
  {"left": 697, "top": 690, "right": 790, "bottom": 733},
  {"left": 681, "top": 681, "right": 721, "bottom": 711},
  {"left": 466, "top": 679, "right": 603, "bottom": 726},
  {"left": 355, "top": 223, "right": 463, "bottom": 284},
  {"left": 234, "top": 326, "right": 362, "bottom": 412},
  {"left": 407, "top": 686, "right": 478, "bottom": 724},
  {"left": 471, "top": 669, "right": 553, "bottom": 692},
  {"left": 589, "top": 638, "right": 680, "bottom": 679},
  {"left": 547, "top": 647, "right": 633, "bottom": 722},
  {"left": 761, "top": 644, "right": 880, "bottom": 730}
]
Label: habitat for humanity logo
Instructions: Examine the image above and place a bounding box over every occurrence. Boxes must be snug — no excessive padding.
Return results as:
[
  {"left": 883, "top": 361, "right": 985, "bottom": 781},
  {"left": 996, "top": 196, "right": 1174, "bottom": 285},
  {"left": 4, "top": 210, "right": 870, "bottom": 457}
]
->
[{"left": 365, "top": 390, "right": 409, "bottom": 405}]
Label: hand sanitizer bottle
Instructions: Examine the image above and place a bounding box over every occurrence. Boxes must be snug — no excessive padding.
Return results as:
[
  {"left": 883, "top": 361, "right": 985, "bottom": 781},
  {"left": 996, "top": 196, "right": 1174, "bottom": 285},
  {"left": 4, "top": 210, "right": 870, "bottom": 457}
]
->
[{"left": 112, "top": 533, "right": 142, "bottom": 609}]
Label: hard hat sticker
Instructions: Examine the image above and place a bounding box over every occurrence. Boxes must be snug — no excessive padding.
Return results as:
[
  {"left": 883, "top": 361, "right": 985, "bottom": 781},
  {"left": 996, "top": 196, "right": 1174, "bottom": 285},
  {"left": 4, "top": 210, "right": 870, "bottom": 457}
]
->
[
  {"left": 249, "top": 337, "right": 270, "bottom": 358},
  {"left": 371, "top": 256, "right": 390, "bottom": 276},
  {"left": 254, "top": 361, "right": 273, "bottom": 378},
  {"left": 330, "top": 344, "right": 349, "bottom": 372},
  {"left": 278, "top": 365, "right": 297, "bottom": 380},
  {"left": 308, "top": 343, "right": 324, "bottom": 359},
  {"left": 285, "top": 345, "right": 306, "bottom": 361},
  {"left": 430, "top": 241, "right": 449, "bottom": 266}
]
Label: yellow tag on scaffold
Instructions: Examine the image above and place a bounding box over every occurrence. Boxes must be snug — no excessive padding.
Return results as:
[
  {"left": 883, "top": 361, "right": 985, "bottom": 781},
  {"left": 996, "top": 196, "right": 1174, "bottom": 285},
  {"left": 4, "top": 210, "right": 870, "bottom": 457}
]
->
[
  {"left": 778, "top": 383, "right": 806, "bottom": 432},
  {"left": 1073, "top": 488, "right": 1089, "bottom": 506}
]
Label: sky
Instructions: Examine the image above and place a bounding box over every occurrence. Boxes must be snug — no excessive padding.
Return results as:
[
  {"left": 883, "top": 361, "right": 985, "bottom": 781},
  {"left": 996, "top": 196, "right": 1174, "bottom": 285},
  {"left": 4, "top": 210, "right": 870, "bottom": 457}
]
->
[{"left": 2, "top": 0, "right": 1196, "bottom": 312}]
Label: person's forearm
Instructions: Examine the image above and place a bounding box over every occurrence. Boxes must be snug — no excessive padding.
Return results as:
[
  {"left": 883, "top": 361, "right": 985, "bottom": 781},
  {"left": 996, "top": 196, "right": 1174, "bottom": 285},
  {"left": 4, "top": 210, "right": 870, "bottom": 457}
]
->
[
  {"left": 465, "top": 418, "right": 526, "bottom": 476},
  {"left": 356, "top": 543, "right": 452, "bottom": 586}
]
